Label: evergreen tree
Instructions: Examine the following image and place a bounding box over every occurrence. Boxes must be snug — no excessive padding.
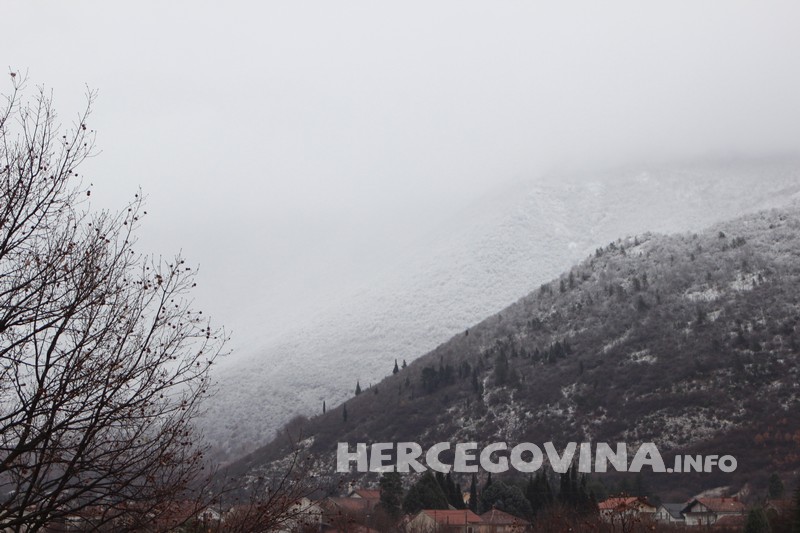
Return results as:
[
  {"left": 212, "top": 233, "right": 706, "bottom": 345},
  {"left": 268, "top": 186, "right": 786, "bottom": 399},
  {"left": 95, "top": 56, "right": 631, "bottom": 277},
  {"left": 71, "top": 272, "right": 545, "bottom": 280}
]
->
[
  {"left": 323, "top": 400, "right": 326, "bottom": 414},
  {"left": 559, "top": 464, "right": 577, "bottom": 506},
  {"left": 525, "top": 476, "right": 535, "bottom": 509},
  {"left": 558, "top": 464, "right": 594, "bottom": 515},
  {"left": 479, "top": 481, "right": 534, "bottom": 519},
  {"left": 578, "top": 475, "right": 594, "bottom": 515},
  {"left": 469, "top": 474, "right": 478, "bottom": 513},
  {"left": 393, "top": 359, "right": 399, "bottom": 374},
  {"left": 525, "top": 472, "right": 553, "bottom": 517},
  {"left": 768, "top": 473, "right": 785, "bottom": 499},
  {"left": 444, "top": 473, "right": 465, "bottom": 509},
  {"left": 378, "top": 472, "right": 403, "bottom": 520},
  {"left": 435, "top": 471, "right": 447, "bottom": 495},
  {"left": 507, "top": 367, "right": 519, "bottom": 387},
  {"left": 402, "top": 472, "right": 449, "bottom": 514},
  {"left": 744, "top": 507, "right": 771, "bottom": 533},
  {"left": 402, "top": 359, "right": 408, "bottom": 369},
  {"left": 355, "top": 381, "right": 362, "bottom": 396},
  {"left": 483, "top": 472, "right": 493, "bottom": 492},
  {"left": 494, "top": 353, "right": 509, "bottom": 386},
  {"left": 342, "top": 404, "right": 348, "bottom": 422},
  {"left": 421, "top": 367, "right": 439, "bottom": 393}
]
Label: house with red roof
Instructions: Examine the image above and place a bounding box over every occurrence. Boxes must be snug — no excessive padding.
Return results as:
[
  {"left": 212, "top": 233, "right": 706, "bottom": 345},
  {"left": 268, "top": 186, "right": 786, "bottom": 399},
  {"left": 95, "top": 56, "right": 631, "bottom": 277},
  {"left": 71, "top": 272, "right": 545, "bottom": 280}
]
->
[
  {"left": 681, "top": 497, "right": 746, "bottom": 526},
  {"left": 349, "top": 488, "right": 382, "bottom": 502},
  {"left": 407, "top": 509, "right": 485, "bottom": 533},
  {"left": 320, "top": 491, "right": 384, "bottom": 532},
  {"left": 480, "top": 507, "right": 530, "bottom": 532},
  {"left": 598, "top": 496, "right": 657, "bottom": 523}
]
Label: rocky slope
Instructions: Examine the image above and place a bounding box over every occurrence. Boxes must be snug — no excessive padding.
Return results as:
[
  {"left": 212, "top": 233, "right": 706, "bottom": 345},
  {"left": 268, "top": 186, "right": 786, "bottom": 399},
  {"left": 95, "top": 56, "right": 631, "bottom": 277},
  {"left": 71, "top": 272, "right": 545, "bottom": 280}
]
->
[
  {"left": 225, "top": 205, "right": 800, "bottom": 498},
  {"left": 202, "top": 158, "right": 800, "bottom": 462}
]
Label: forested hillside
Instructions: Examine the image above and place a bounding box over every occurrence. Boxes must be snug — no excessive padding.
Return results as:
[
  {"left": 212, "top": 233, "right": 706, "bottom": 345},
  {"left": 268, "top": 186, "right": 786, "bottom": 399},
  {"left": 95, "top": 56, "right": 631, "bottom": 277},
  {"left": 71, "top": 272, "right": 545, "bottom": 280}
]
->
[
  {"left": 227, "top": 206, "right": 800, "bottom": 499},
  {"left": 204, "top": 160, "right": 800, "bottom": 461}
]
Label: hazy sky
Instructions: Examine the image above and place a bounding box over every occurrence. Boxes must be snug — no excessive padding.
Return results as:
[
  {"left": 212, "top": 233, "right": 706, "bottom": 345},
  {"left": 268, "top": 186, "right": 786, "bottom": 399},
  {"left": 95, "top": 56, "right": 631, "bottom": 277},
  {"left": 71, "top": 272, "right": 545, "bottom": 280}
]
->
[{"left": 4, "top": 1, "right": 800, "bottom": 352}]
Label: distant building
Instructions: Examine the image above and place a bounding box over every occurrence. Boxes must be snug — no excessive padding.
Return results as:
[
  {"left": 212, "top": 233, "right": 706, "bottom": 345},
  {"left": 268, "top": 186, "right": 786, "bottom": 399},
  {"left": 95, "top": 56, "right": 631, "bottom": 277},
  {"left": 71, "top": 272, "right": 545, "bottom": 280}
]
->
[
  {"left": 348, "top": 488, "right": 381, "bottom": 502},
  {"left": 681, "top": 497, "right": 746, "bottom": 526},
  {"left": 320, "top": 489, "right": 382, "bottom": 532},
  {"left": 407, "top": 509, "right": 484, "bottom": 533},
  {"left": 598, "top": 496, "right": 657, "bottom": 522},
  {"left": 480, "top": 507, "right": 530, "bottom": 532},
  {"left": 654, "top": 502, "right": 686, "bottom": 524}
]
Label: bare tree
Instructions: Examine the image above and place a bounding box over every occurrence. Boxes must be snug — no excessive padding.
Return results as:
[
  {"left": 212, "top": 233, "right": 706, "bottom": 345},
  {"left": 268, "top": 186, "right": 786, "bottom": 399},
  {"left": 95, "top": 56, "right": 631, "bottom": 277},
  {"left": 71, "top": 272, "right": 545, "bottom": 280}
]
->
[
  {"left": 0, "top": 74, "right": 225, "bottom": 531},
  {"left": 208, "top": 423, "right": 324, "bottom": 533}
]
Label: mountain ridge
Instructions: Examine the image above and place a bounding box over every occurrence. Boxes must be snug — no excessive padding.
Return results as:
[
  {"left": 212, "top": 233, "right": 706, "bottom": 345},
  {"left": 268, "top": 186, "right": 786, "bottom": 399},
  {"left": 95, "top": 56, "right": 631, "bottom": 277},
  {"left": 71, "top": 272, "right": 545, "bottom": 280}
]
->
[
  {"left": 224, "top": 203, "right": 800, "bottom": 499},
  {"left": 202, "top": 159, "right": 800, "bottom": 463}
]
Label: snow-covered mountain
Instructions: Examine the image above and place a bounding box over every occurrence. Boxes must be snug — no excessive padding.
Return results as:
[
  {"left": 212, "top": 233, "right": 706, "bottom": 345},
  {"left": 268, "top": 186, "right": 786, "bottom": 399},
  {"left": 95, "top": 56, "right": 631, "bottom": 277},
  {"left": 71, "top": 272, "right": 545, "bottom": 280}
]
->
[
  {"left": 224, "top": 203, "right": 800, "bottom": 499},
  {"left": 200, "top": 158, "right": 800, "bottom": 461}
]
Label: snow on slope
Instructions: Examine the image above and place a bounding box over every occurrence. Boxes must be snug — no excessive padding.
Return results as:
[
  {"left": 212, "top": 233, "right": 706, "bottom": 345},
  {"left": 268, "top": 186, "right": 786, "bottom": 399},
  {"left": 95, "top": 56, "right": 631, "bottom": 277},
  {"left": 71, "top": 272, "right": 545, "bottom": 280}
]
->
[{"left": 200, "top": 159, "right": 800, "bottom": 461}]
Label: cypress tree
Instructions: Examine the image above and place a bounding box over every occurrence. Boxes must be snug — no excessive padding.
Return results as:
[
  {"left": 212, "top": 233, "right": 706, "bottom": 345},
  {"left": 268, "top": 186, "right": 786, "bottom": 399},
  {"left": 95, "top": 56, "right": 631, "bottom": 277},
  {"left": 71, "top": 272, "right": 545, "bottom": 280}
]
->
[
  {"left": 379, "top": 472, "right": 403, "bottom": 520},
  {"left": 342, "top": 404, "right": 348, "bottom": 422},
  {"left": 526, "top": 473, "right": 553, "bottom": 516},
  {"left": 403, "top": 472, "right": 449, "bottom": 514},
  {"left": 768, "top": 473, "right": 785, "bottom": 499},
  {"left": 744, "top": 507, "right": 771, "bottom": 533},
  {"left": 479, "top": 481, "right": 534, "bottom": 519},
  {"left": 323, "top": 400, "right": 326, "bottom": 414},
  {"left": 494, "top": 353, "right": 509, "bottom": 385},
  {"left": 355, "top": 381, "right": 362, "bottom": 396},
  {"left": 435, "top": 472, "right": 446, "bottom": 496},
  {"left": 444, "top": 473, "right": 464, "bottom": 509},
  {"left": 469, "top": 474, "right": 478, "bottom": 513},
  {"left": 393, "top": 359, "right": 400, "bottom": 374}
]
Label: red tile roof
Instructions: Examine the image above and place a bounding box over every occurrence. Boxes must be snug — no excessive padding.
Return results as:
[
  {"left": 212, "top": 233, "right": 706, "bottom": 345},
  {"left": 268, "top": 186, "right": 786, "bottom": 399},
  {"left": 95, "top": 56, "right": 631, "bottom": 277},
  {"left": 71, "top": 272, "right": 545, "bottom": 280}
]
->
[
  {"left": 322, "top": 497, "right": 372, "bottom": 514},
  {"left": 693, "top": 498, "right": 746, "bottom": 513},
  {"left": 419, "top": 509, "right": 483, "bottom": 525},
  {"left": 599, "top": 497, "right": 654, "bottom": 511},
  {"left": 351, "top": 489, "right": 381, "bottom": 501},
  {"left": 481, "top": 508, "right": 529, "bottom": 525}
]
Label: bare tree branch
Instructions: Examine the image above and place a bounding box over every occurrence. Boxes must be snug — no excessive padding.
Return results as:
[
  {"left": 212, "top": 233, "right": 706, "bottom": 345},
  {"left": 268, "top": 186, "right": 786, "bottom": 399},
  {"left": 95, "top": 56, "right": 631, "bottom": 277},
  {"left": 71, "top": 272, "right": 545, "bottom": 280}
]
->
[{"left": 1, "top": 76, "right": 226, "bottom": 532}]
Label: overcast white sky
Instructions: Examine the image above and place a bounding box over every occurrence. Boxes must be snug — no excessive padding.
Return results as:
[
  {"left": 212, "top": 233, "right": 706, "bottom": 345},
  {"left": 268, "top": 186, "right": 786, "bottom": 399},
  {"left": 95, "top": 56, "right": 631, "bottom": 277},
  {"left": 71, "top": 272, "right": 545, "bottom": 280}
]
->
[{"left": 4, "top": 1, "right": 800, "bottom": 352}]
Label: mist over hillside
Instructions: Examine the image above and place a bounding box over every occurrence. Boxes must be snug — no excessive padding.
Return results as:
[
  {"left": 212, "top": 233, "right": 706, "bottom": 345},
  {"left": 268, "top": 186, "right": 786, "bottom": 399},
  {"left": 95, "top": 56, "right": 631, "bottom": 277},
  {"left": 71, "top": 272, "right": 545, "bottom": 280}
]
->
[
  {"left": 227, "top": 203, "right": 800, "bottom": 499},
  {"left": 201, "top": 159, "right": 800, "bottom": 461}
]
